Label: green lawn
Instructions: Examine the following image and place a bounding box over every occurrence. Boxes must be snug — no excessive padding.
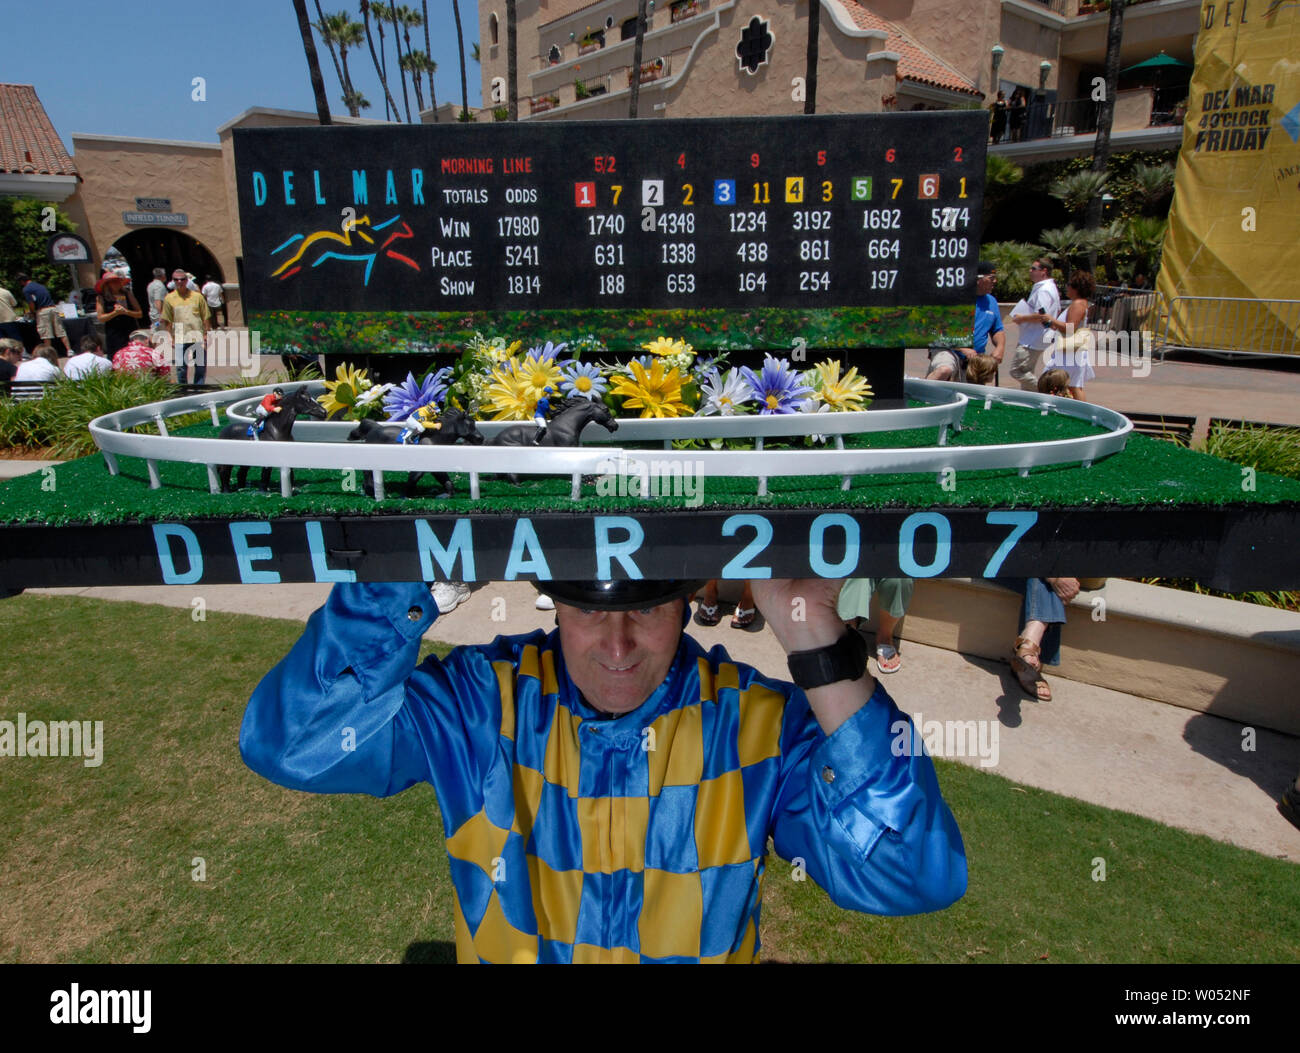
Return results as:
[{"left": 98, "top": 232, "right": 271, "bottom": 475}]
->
[{"left": 1, "top": 595, "right": 1296, "bottom": 963}]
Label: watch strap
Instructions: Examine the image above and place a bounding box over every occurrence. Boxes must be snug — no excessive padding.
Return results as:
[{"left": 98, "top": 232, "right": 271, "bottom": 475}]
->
[{"left": 786, "top": 629, "right": 868, "bottom": 690}]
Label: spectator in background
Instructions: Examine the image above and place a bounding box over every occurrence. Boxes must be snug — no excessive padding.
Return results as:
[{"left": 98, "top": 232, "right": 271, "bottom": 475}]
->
[
  {"left": 1009, "top": 577, "right": 1080, "bottom": 702},
  {"left": 162, "top": 268, "right": 212, "bottom": 385},
  {"left": 94, "top": 271, "right": 142, "bottom": 355},
  {"left": 14, "top": 344, "right": 62, "bottom": 382},
  {"left": 1037, "top": 367, "right": 1070, "bottom": 397},
  {"left": 990, "top": 91, "right": 1008, "bottom": 143},
  {"left": 1008, "top": 89, "right": 1027, "bottom": 142},
  {"left": 201, "top": 275, "right": 226, "bottom": 328},
  {"left": 694, "top": 579, "right": 758, "bottom": 629},
  {"left": 112, "top": 329, "right": 171, "bottom": 376},
  {"left": 1009, "top": 258, "right": 1061, "bottom": 391},
  {"left": 146, "top": 268, "right": 168, "bottom": 329},
  {"left": 1040, "top": 269, "right": 1096, "bottom": 401},
  {"left": 0, "top": 338, "right": 23, "bottom": 383},
  {"left": 17, "top": 273, "right": 71, "bottom": 357},
  {"left": 926, "top": 261, "right": 1004, "bottom": 382},
  {"left": 965, "top": 354, "right": 998, "bottom": 386},
  {"left": 0, "top": 283, "right": 24, "bottom": 344},
  {"left": 64, "top": 334, "right": 113, "bottom": 380},
  {"left": 839, "top": 578, "right": 915, "bottom": 675}
]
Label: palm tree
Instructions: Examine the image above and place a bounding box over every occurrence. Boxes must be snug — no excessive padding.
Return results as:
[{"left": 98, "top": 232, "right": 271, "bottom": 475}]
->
[
  {"left": 369, "top": 1, "right": 395, "bottom": 119},
  {"left": 1124, "top": 216, "right": 1168, "bottom": 278},
  {"left": 360, "top": 1, "right": 400, "bottom": 121},
  {"left": 804, "top": 0, "right": 820, "bottom": 114},
  {"left": 1050, "top": 169, "right": 1109, "bottom": 221},
  {"left": 344, "top": 89, "right": 372, "bottom": 113},
  {"left": 1086, "top": 0, "right": 1127, "bottom": 232},
  {"left": 313, "top": 2, "right": 347, "bottom": 103},
  {"left": 294, "top": 0, "right": 332, "bottom": 124},
  {"left": 506, "top": 0, "right": 518, "bottom": 120},
  {"left": 1123, "top": 162, "right": 1175, "bottom": 215},
  {"left": 335, "top": 18, "right": 367, "bottom": 116},
  {"left": 421, "top": 0, "right": 436, "bottom": 120},
  {"left": 389, "top": 3, "right": 415, "bottom": 122},
  {"left": 401, "top": 49, "right": 437, "bottom": 111},
  {"left": 628, "top": 0, "right": 648, "bottom": 118},
  {"left": 1039, "top": 224, "right": 1096, "bottom": 275},
  {"left": 452, "top": 0, "right": 470, "bottom": 122}
]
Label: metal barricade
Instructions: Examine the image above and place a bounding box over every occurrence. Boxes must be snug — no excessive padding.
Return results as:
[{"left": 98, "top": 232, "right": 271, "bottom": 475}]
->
[{"left": 1157, "top": 296, "right": 1300, "bottom": 359}]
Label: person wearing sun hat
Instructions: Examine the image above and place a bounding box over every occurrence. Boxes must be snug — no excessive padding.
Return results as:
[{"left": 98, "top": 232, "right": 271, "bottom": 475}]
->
[
  {"left": 241, "top": 576, "right": 967, "bottom": 962},
  {"left": 94, "top": 270, "right": 142, "bottom": 355}
]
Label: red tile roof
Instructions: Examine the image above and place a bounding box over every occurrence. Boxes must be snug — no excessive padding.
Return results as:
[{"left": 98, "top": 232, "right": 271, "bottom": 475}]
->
[
  {"left": 0, "top": 84, "right": 78, "bottom": 177},
  {"left": 837, "top": 2, "right": 982, "bottom": 97}
]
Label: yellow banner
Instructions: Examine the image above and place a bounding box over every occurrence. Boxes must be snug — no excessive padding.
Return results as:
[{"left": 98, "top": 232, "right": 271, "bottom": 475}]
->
[{"left": 1158, "top": 0, "right": 1300, "bottom": 354}]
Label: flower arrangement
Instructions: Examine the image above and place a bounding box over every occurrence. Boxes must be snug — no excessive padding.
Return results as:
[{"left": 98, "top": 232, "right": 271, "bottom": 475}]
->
[{"left": 324, "top": 334, "right": 872, "bottom": 431}]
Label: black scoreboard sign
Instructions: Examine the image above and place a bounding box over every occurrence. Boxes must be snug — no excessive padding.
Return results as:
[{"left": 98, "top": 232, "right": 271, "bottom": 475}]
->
[{"left": 233, "top": 112, "right": 986, "bottom": 316}]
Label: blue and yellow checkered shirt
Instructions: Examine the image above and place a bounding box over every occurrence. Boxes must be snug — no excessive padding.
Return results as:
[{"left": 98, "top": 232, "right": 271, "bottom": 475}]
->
[{"left": 242, "top": 583, "right": 966, "bottom": 963}]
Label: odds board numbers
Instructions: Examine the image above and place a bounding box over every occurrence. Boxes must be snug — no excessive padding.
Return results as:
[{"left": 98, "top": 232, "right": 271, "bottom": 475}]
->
[{"left": 235, "top": 112, "right": 986, "bottom": 313}]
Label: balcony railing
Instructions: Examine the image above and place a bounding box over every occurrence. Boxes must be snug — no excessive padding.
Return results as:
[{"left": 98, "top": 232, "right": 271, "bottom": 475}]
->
[
  {"left": 992, "top": 92, "right": 1186, "bottom": 143},
  {"left": 628, "top": 56, "right": 670, "bottom": 86}
]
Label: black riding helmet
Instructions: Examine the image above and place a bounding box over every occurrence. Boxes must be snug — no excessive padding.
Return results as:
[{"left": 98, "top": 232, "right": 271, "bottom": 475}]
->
[{"left": 536, "top": 579, "right": 707, "bottom": 612}]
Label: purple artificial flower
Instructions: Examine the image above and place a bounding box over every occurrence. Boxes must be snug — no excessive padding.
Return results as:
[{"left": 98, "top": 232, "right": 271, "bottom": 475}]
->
[
  {"left": 739, "top": 355, "right": 813, "bottom": 414},
  {"left": 384, "top": 367, "right": 451, "bottom": 422},
  {"left": 527, "top": 340, "right": 569, "bottom": 363}
]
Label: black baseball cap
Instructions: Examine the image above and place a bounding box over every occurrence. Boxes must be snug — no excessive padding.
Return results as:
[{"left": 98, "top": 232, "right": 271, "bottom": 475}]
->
[
  {"left": 977, "top": 260, "right": 996, "bottom": 275},
  {"left": 536, "top": 579, "right": 707, "bottom": 611}
]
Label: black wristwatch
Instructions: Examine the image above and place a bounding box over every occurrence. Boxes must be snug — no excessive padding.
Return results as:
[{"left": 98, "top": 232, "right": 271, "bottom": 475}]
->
[{"left": 786, "top": 629, "right": 869, "bottom": 690}]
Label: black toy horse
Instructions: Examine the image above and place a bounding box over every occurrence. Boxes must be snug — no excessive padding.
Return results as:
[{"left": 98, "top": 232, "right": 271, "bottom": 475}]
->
[
  {"left": 348, "top": 407, "right": 484, "bottom": 498},
  {"left": 216, "top": 385, "right": 327, "bottom": 492},
  {"left": 488, "top": 396, "right": 619, "bottom": 484}
]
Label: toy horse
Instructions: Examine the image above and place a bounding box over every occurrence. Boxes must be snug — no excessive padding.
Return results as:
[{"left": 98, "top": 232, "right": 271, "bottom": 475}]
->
[
  {"left": 216, "top": 386, "right": 327, "bottom": 492},
  {"left": 488, "top": 396, "right": 619, "bottom": 484},
  {"left": 348, "top": 407, "right": 484, "bottom": 497}
]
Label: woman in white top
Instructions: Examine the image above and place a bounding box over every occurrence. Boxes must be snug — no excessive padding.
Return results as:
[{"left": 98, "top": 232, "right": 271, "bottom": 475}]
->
[{"left": 1036, "top": 269, "right": 1096, "bottom": 401}]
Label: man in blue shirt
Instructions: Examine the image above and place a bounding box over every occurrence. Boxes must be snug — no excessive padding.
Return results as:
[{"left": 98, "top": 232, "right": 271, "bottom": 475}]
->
[
  {"left": 16, "top": 272, "right": 71, "bottom": 356},
  {"left": 926, "top": 260, "right": 1004, "bottom": 382},
  {"left": 240, "top": 577, "right": 968, "bottom": 963}
]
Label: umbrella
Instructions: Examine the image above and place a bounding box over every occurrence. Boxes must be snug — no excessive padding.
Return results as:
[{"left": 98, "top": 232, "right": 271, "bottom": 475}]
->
[{"left": 1121, "top": 52, "right": 1191, "bottom": 75}]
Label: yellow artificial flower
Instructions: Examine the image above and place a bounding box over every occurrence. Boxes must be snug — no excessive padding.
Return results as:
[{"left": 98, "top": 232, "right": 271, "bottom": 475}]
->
[
  {"left": 610, "top": 359, "right": 688, "bottom": 418},
  {"left": 642, "top": 336, "right": 694, "bottom": 359},
  {"left": 482, "top": 364, "right": 536, "bottom": 420},
  {"left": 809, "top": 359, "right": 873, "bottom": 412},
  {"left": 484, "top": 339, "right": 522, "bottom": 364},
  {"left": 517, "top": 352, "right": 564, "bottom": 398},
  {"left": 321, "top": 362, "right": 372, "bottom": 416}
]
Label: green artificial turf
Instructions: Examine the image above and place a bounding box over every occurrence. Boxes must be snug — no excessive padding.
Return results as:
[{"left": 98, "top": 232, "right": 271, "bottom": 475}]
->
[
  {"left": 2, "top": 594, "right": 1296, "bottom": 963},
  {"left": 2, "top": 401, "right": 1299, "bottom": 527}
]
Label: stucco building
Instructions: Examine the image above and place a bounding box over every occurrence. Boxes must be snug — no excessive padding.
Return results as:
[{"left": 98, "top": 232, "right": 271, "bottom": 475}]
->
[{"left": 479, "top": 0, "right": 1195, "bottom": 158}]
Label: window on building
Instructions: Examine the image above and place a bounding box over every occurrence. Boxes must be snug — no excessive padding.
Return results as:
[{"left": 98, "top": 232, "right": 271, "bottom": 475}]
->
[
  {"left": 621, "top": 16, "right": 638, "bottom": 39},
  {"left": 548, "top": 44, "right": 562, "bottom": 64},
  {"left": 490, "top": 13, "right": 499, "bottom": 45}
]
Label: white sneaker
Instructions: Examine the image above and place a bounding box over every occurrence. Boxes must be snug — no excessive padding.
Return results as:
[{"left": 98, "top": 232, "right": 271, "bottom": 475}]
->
[
  {"left": 431, "top": 581, "right": 466, "bottom": 614},
  {"left": 535, "top": 593, "right": 555, "bottom": 611}
]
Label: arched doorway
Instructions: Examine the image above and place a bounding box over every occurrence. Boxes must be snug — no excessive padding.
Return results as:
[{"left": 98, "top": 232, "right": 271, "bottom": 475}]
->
[{"left": 112, "top": 229, "right": 223, "bottom": 292}]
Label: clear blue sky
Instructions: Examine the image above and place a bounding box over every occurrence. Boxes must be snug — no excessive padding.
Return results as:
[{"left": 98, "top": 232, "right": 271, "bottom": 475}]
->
[{"left": 8, "top": 0, "right": 482, "bottom": 151}]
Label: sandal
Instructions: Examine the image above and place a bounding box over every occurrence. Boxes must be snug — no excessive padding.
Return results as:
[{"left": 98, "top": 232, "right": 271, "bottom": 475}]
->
[
  {"left": 875, "top": 644, "right": 902, "bottom": 674},
  {"left": 695, "top": 601, "right": 721, "bottom": 627},
  {"left": 730, "top": 606, "right": 756, "bottom": 629},
  {"left": 1011, "top": 636, "right": 1052, "bottom": 702}
]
